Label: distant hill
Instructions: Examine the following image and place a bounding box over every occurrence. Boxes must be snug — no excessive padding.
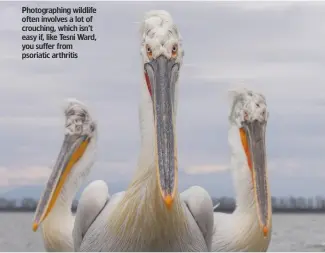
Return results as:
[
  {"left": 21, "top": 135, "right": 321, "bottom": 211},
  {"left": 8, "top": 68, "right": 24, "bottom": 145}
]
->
[
  {"left": 0, "top": 186, "right": 42, "bottom": 200},
  {"left": 0, "top": 171, "right": 234, "bottom": 200},
  {"left": 0, "top": 171, "right": 227, "bottom": 213},
  {"left": 0, "top": 181, "right": 130, "bottom": 201}
]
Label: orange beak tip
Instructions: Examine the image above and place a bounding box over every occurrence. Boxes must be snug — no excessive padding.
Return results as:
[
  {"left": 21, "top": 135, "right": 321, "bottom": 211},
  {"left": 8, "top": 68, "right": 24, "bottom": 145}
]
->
[
  {"left": 32, "top": 222, "right": 39, "bottom": 232},
  {"left": 164, "top": 195, "right": 174, "bottom": 210},
  {"left": 263, "top": 226, "right": 268, "bottom": 237}
]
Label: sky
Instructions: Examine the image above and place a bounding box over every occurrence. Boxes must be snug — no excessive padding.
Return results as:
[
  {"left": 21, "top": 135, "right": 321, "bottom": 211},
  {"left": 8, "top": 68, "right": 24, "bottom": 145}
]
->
[{"left": 0, "top": 1, "right": 325, "bottom": 198}]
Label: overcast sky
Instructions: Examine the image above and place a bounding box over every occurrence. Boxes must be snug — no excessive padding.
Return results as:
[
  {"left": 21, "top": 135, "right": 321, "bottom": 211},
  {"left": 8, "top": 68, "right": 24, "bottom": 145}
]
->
[{"left": 0, "top": 1, "right": 325, "bottom": 197}]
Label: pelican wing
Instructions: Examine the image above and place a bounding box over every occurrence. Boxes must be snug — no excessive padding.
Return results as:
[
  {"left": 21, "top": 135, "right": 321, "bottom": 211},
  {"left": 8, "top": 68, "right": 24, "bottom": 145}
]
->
[
  {"left": 73, "top": 180, "right": 110, "bottom": 251},
  {"left": 181, "top": 186, "right": 214, "bottom": 251}
]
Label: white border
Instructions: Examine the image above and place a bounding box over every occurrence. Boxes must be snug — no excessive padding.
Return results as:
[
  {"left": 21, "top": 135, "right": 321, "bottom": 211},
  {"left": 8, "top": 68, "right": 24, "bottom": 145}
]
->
[{"left": 0, "top": 0, "right": 322, "bottom": 2}]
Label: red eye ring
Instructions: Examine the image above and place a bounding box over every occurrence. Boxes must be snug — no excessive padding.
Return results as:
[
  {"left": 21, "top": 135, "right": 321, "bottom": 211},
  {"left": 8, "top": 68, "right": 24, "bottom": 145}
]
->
[
  {"left": 172, "top": 44, "right": 178, "bottom": 58},
  {"left": 146, "top": 45, "right": 153, "bottom": 59}
]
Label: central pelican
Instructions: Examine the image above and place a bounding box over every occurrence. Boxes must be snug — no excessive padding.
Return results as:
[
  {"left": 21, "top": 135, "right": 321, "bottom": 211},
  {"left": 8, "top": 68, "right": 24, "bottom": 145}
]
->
[
  {"left": 72, "top": 10, "right": 214, "bottom": 251},
  {"left": 212, "top": 88, "right": 272, "bottom": 251},
  {"left": 32, "top": 99, "right": 97, "bottom": 251}
]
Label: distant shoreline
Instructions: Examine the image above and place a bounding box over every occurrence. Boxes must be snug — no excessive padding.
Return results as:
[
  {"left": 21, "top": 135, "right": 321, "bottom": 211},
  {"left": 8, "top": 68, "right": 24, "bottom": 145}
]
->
[
  {"left": 2, "top": 196, "right": 325, "bottom": 214},
  {"left": 213, "top": 208, "right": 325, "bottom": 213},
  {"left": 214, "top": 210, "right": 325, "bottom": 214},
  {"left": 1, "top": 208, "right": 325, "bottom": 214},
  {"left": 0, "top": 210, "right": 77, "bottom": 213},
  {"left": 0, "top": 207, "right": 77, "bottom": 213}
]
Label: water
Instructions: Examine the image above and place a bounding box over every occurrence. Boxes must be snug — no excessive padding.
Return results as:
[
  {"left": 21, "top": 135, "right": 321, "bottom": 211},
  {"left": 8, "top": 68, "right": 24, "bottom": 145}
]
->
[{"left": 0, "top": 213, "right": 324, "bottom": 251}]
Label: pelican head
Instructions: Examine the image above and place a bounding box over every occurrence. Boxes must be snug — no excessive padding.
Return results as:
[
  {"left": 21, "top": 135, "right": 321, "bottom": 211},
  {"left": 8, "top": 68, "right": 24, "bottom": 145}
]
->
[
  {"left": 228, "top": 88, "right": 271, "bottom": 237},
  {"left": 32, "top": 99, "right": 97, "bottom": 232},
  {"left": 140, "top": 10, "right": 183, "bottom": 209}
]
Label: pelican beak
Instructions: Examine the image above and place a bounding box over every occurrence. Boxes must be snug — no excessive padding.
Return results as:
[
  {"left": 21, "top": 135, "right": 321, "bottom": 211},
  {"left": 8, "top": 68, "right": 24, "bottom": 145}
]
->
[
  {"left": 240, "top": 120, "right": 271, "bottom": 237},
  {"left": 144, "top": 55, "right": 180, "bottom": 210},
  {"left": 32, "top": 134, "right": 90, "bottom": 231}
]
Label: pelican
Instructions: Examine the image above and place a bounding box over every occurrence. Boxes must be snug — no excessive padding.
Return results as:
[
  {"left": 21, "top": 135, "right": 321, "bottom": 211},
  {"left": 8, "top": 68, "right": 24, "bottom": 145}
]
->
[
  {"left": 32, "top": 99, "right": 98, "bottom": 251},
  {"left": 72, "top": 10, "right": 214, "bottom": 251},
  {"left": 212, "top": 88, "right": 272, "bottom": 251}
]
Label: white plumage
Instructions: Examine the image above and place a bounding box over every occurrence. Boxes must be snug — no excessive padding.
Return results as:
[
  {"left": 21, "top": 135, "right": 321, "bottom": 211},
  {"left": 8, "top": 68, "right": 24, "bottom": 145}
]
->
[
  {"left": 31, "top": 11, "right": 272, "bottom": 253},
  {"left": 32, "top": 99, "right": 97, "bottom": 251},
  {"left": 72, "top": 10, "right": 214, "bottom": 251},
  {"left": 212, "top": 88, "right": 272, "bottom": 251}
]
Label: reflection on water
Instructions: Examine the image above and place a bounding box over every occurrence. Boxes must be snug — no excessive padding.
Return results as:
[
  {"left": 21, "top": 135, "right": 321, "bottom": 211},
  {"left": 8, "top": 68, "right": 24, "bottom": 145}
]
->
[{"left": 0, "top": 213, "right": 324, "bottom": 251}]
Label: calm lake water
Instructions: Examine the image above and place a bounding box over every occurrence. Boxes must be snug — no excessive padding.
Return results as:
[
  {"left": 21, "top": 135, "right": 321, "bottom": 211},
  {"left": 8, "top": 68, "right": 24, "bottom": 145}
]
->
[{"left": 0, "top": 213, "right": 324, "bottom": 251}]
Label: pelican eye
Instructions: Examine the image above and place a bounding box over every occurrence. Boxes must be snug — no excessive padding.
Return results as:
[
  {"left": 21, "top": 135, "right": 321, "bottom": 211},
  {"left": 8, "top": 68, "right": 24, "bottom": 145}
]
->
[
  {"left": 146, "top": 45, "right": 153, "bottom": 59},
  {"left": 172, "top": 44, "right": 178, "bottom": 58}
]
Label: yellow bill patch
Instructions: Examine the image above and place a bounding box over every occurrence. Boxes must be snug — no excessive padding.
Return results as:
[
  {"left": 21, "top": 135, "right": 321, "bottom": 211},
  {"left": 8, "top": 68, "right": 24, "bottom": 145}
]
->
[{"left": 39, "top": 138, "right": 90, "bottom": 224}]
